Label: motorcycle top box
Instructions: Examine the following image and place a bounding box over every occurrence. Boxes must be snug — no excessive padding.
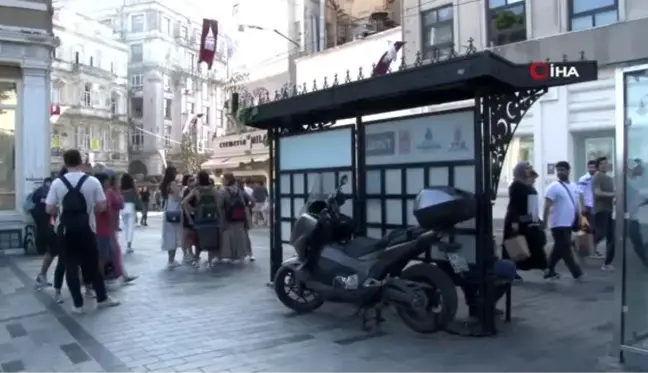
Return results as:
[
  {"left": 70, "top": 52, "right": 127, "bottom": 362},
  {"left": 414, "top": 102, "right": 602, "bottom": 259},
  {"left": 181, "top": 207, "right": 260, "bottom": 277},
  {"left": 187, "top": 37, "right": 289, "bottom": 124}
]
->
[{"left": 413, "top": 186, "right": 476, "bottom": 230}]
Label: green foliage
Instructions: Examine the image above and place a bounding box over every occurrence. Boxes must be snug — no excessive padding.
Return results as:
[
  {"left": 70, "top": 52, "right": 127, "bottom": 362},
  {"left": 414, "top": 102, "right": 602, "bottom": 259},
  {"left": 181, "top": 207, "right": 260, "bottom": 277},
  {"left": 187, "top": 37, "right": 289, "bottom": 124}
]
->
[
  {"left": 236, "top": 106, "right": 258, "bottom": 128},
  {"left": 178, "top": 132, "right": 208, "bottom": 174}
]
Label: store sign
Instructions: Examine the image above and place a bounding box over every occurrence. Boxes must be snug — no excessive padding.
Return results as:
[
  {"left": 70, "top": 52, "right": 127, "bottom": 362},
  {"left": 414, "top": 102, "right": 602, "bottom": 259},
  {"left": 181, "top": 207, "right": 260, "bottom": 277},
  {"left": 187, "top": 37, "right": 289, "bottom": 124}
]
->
[{"left": 217, "top": 131, "right": 268, "bottom": 149}]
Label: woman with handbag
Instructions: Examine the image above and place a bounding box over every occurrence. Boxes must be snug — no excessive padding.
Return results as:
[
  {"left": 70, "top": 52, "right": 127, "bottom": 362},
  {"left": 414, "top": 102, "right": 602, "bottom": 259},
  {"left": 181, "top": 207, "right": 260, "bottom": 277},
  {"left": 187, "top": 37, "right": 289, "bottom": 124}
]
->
[
  {"left": 502, "top": 161, "right": 548, "bottom": 279},
  {"left": 160, "top": 166, "right": 183, "bottom": 269}
]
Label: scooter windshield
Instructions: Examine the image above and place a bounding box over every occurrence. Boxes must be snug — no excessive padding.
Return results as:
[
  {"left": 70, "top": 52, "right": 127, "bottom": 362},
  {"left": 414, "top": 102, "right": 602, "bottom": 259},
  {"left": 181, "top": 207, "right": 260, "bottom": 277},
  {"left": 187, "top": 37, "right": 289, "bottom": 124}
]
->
[{"left": 299, "top": 174, "right": 337, "bottom": 216}]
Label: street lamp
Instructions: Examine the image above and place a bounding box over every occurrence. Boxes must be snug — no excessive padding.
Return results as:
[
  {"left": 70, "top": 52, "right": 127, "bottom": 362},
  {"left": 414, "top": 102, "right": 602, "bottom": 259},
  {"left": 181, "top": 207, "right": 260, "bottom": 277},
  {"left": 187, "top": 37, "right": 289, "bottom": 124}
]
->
[{"left": 238, "top": 24, "right": 300, "bottom": 47}]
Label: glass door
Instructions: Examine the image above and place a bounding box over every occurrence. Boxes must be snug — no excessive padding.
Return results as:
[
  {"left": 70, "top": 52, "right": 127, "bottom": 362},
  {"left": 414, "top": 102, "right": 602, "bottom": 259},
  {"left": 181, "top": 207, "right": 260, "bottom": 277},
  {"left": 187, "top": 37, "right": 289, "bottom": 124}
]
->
[{"left": 618, "top": 65, "right": 648, "bottom": 367}]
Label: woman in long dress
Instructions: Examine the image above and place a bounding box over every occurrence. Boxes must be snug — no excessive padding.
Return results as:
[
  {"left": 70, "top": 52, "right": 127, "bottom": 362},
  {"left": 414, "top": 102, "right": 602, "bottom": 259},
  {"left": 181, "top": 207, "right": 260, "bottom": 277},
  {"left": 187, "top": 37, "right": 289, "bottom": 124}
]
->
[
  {"left": 217, "top": 173, "right": 252, "bottom": 262},
  {"left": 160, "top": 166, "right": 183, "bottom": 268}
]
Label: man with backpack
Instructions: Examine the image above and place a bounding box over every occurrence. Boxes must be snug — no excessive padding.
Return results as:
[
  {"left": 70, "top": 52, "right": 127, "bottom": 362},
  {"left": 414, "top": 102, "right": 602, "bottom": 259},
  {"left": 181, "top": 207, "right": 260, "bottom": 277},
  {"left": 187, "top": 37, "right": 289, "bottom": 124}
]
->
[{"left": 45, "top": 149, "right": 120, "bottom": 313}]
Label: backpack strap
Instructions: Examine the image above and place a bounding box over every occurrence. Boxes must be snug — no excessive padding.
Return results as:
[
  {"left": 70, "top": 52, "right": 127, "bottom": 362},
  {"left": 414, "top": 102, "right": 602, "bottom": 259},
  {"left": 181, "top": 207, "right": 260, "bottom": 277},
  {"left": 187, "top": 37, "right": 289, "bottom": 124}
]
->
[{"left": 59, "top": 174, "right": 89, "bottom": 191}]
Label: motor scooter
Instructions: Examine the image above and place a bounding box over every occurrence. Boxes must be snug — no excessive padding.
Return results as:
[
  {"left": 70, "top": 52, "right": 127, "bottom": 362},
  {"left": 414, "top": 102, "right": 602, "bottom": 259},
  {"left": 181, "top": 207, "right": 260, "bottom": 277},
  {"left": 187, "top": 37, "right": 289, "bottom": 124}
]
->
[{"left": 273, "top": 175, "right": 476, "bottom": 333}]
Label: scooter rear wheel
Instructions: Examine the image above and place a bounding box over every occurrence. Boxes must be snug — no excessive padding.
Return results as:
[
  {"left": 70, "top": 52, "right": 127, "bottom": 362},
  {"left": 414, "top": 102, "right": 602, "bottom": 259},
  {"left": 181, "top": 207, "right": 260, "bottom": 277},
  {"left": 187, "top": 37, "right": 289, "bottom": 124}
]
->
[
  {"left": 274, "top": 265, "right": 324, "bottom": 313},
  {"left": 396, "top": 263, "right": 458, "bottom": 333}
]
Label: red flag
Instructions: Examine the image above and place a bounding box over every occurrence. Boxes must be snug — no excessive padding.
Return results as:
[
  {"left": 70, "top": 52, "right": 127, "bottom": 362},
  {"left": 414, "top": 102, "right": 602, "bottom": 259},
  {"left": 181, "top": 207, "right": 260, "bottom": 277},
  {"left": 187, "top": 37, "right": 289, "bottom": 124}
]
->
[
  {"left": 50, "top": 103, "right": 60, "bottom": 116},
  {"left": 198, "top": 19, "right": 218, "bottom": 70},
  {"left": 372, "top": 41, "right": 405, "bottom": 77}
]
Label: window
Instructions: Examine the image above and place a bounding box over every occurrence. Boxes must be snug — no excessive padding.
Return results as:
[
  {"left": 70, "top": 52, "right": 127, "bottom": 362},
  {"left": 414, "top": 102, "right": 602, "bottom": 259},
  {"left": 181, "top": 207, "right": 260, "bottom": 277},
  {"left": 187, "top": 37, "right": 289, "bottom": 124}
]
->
[
  {"left": 89, "top": 56, "right": 94, "bottom": 67},
  {"left": 131, "top": 14, "right": 144, "bottom": 33},
  {"left": 0, "top": 81, "right": 17, "bottom": 210},
  {"left": 110, "top": 93, "right": 119, "bottom": 114},
  {"left": 74, "top": 51, "right": 80, "bottom": 64},
  {"left": 181, "top": 26, "right": 188, "bottom": 39},
  {"left": 131, "top": 97, "right": 143, "bottom": 117},
  {"left": 570, "top": 0, "right": 618, "bottom": 31},
  {"left": 164, "top": 125, "right": 172, "bottom": 146},
  {"left": 190, "top": 53, "right": 195, "bottom": 70},
  {"left": 50, "top": 85, "right": 60, "bottom": 104},
  {"left": 186, "top": 78, "right": 194, "bottom": 92},
  {"left": 421, "top": 5, "right": 454, "bottom": 61},
  {"left": 189, "top": 102, "right": 195, "bottom": 114},
  {"left": 163, "top": 17, "right": 171, "bottom": 35},
  {"left": 130, "top": 44, "right": 143, "bottom": 62},
  {"left": 131, "top": 124, "right": 144, "bottom": 148},
  {"left": 82, "top": 83, "right": 92, "bottom": 106},
  {"left": 163, "top": 75, "right": 171, "bottom": 91},
  {"left": 203, "top": 106, "right": 210, "bottom": 125},
  {"left": 110, "top": 62, "right": 114, "bottom": 73},
  {"left": 164, "top": 99, "right": 172, "bottom": 119},
  {"left": 487, "top": 0, "right": 526, "bottom": 47},
  {"left": 131, "top": 74, "right": 143, "bottom": 88}
]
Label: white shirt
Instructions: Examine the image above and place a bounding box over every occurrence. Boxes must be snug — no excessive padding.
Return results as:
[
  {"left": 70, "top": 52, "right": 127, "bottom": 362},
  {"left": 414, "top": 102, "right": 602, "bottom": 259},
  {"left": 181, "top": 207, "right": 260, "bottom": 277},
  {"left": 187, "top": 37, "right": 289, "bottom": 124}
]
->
[
  {"left": 545, "top": 181, "right": 579, "bottom": 228},
  {"left": 244, "top": 186, "right": 253, "bottom": 198},
  {"left": 577, "top": 173, "right": 594, "bottom": 208},
  {"left": 45, "top": 171, "right": 106, "bottom": 233}
]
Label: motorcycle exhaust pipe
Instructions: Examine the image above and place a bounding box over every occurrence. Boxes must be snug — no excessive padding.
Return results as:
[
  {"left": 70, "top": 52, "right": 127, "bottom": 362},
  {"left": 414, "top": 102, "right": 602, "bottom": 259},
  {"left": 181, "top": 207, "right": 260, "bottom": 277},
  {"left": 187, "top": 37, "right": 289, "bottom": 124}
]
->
[{"left": 382, "top": 279, "right": 417, "bottom": 308}]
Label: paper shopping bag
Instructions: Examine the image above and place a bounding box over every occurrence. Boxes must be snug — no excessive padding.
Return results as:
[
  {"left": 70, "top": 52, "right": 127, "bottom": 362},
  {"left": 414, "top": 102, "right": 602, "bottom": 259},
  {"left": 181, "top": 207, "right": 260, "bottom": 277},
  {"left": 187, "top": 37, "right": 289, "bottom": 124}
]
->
[
  {"left": 573, "top": 231, "right": 594, "bottom": 257},
  {"left": 503, "top": 235, "right": 531, "bottom": 261}
]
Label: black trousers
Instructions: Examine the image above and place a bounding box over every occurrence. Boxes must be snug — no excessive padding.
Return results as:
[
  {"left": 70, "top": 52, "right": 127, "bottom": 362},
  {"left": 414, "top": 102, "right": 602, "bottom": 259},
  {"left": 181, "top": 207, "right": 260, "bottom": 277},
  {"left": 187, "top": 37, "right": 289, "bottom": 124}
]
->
[
  {"left": 60, "top": 227, "right": 108, "bottom": 307},
  {"left": 548, "top": 227, "right": 582, "bottom": 278},
  {"left": 33, "top": 215, "right": 54, "bottom": 255},
  {"left": 141, "top": 205, "right": 148, "bottom": 224},
  {"left": 594, "top": 211, "right": 615, "bottom": 265}
]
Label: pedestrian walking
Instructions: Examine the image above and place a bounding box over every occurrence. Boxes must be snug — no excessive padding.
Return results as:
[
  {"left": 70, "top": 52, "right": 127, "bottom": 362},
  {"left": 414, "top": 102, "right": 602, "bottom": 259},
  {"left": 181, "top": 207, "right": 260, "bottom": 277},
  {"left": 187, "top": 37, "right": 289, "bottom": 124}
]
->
[
  {"left": 218, "top": 173, "right": 252, "bottom": 262},
  {"left": 139, "top": 186, "right": 150, "bottom": 226},
  {"left": 591, "top": 156, "right": 616, "bottom": 270},
  {"left": 542, "top": 161, "right": 584, "bottom": 280},
  {"left": 44, "top": 149, "right": 119, "bottom": 313},
  {"left": 120, "top": 173, "right": 141, "bottom": 253},
  {"left": 160, "top": 166, "right": 183, "bottom": 268},
  {"left": 578, "top": 160, "right": 597, "bottom": 256}
]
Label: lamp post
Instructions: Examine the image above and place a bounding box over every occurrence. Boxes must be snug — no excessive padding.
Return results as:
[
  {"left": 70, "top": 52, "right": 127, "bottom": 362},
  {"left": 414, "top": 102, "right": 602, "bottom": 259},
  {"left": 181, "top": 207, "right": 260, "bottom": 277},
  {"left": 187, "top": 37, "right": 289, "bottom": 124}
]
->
[{"left": 238, "top": 25, "right": 300, "bottom": 47}]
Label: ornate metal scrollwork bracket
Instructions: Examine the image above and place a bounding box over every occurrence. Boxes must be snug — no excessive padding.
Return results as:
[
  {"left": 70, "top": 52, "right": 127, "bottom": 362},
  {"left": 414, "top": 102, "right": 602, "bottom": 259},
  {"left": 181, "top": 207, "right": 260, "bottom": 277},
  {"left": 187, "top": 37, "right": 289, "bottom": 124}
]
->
[{"left": 488, "top": 88, "right": 547, "bottom": 201}]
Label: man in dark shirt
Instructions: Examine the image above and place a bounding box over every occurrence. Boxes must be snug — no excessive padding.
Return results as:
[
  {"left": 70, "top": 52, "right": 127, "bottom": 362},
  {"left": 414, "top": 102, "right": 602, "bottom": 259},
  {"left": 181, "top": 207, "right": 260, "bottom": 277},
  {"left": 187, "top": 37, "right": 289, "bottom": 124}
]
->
[
  {"left": 33, "top": 178, "right": 56, "bottom": 286},
  {"left": 591, "top": 156, "right": 616, "bottom": 269},
  {"left": 252, "top": 181, "right": 269, "bottom": 226},
  {"left": 139, "top": 186, "right": 150, "bottom": 226}
]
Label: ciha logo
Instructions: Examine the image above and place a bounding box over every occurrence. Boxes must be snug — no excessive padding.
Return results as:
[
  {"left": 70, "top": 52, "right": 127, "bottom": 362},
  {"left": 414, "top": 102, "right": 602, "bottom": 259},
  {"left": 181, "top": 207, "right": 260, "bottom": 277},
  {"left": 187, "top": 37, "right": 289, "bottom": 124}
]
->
[{"left": 529, "top": 62, "right": 580, "bottom": 80}]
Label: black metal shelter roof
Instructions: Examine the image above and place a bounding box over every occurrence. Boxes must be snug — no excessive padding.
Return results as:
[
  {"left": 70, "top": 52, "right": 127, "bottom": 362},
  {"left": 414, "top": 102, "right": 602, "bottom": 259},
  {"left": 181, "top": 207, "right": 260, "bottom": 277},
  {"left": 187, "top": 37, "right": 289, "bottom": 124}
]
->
[{"left": 242, "top": 49, "right": 598, "bottom": 130}]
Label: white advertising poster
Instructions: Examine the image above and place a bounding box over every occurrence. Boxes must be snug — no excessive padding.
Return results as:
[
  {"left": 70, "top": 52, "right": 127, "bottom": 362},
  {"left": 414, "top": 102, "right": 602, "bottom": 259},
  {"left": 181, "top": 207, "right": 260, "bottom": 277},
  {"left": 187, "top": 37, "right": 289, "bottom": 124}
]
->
[
  {"left": 365, "top": 111, "right": 475, "bottom": 165},
  {"left": 280, "top": 127, "right": 353, "bottom": 171}
]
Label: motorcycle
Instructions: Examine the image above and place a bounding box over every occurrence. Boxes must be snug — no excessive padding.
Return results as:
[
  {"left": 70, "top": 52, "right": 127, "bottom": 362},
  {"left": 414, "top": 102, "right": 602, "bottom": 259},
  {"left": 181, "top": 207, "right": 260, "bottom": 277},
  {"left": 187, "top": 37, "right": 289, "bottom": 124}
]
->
[{"left": 273, "top": 174, "right": 477, "bottom": 333}]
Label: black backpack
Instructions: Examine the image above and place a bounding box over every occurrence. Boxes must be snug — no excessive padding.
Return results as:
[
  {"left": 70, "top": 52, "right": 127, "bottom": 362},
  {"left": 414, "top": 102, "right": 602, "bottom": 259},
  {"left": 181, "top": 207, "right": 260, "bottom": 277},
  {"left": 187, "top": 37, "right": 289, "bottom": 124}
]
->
[
  {"left": 59, "top": 174, "right": 90, "bottom": 232},
  {"left": 224, "top": 187, "right": 247, "bottom": 222},
  {"left": 194, "top": 187, "right": 218, "bottom": 224}
]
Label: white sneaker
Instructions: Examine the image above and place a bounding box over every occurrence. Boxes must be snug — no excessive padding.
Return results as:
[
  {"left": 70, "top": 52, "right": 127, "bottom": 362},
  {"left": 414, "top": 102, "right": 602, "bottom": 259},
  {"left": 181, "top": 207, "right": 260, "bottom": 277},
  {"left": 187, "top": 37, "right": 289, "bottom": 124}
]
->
[
  {"left": 71, "top": 306, "right": 84, "bottom": 315},
  {"left": 167, "top": 261, "right": 180, "bottom": 269},
  {"left": 54, "top": 292, "right": 63, "bottom": 304},
  {"left": 248, "top": 255, "right": 256, "bottom": 262},
  {"left": 97, "top": 296, "right": 121, "bottom": 308}
]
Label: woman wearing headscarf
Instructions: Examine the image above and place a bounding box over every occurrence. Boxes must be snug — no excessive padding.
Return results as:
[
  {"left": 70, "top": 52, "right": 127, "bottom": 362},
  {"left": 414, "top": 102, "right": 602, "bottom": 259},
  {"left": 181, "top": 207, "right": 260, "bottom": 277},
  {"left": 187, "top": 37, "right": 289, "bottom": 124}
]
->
[
  {"left": 502, "top": 161, "right": 547, "bottom": 278},
  {"left": 217, "top": 173, "right": 252, "bottom": 262}
]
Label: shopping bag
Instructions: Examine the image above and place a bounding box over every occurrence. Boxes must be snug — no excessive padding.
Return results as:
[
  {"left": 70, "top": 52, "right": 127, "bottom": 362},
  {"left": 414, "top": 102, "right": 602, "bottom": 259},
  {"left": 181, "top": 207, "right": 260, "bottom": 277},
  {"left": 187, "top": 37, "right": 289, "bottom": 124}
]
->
[
  {"left": 573, "top": 231, "right": 594, "bottom": 257},
  {"left": 503, "top": 235, "right": 531, "bottom": 261}
]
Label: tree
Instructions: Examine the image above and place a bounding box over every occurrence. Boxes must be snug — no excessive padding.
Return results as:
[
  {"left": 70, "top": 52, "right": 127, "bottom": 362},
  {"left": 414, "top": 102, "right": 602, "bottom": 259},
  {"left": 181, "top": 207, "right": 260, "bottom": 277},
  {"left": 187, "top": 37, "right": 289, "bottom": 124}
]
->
[{"left": 177, "top": 126, "right": 208, "bottom": 174}]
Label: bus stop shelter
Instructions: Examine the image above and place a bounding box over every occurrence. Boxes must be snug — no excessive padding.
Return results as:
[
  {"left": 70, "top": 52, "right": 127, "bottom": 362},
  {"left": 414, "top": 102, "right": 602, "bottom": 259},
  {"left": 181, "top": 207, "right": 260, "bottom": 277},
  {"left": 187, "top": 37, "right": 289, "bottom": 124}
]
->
[{"left": 238, "top": 42, "right": 598, "bottom": 336}]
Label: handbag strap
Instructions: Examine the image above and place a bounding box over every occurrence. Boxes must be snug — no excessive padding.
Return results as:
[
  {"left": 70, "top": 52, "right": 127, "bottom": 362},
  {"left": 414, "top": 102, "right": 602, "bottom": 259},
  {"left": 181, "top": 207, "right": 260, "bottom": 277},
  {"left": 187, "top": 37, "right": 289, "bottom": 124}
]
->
[{"left": 558, "top": 181, "right": 577, "bottom": 210}]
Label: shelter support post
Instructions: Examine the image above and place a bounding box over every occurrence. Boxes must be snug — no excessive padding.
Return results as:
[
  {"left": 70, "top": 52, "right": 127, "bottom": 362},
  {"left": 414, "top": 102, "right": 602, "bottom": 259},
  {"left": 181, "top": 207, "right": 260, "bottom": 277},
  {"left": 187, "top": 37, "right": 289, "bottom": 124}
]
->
[
  {"left": 355, "top": 115, "right": 367, "bottom": 235},
  {"left": 269, "top": 127, "right": 282, "bottom": 283},
  {"left": 473, "top": 88, "right": 547, "bottom": 335}
]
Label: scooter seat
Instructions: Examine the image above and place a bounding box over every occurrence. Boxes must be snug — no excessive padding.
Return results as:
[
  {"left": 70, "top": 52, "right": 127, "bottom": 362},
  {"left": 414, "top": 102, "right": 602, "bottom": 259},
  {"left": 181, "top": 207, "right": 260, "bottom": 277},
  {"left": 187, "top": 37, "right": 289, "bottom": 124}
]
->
[
  {"left": 342, "top": 227, "right": 428, "bottom": 258},
  {"left": 341, "top": 236, "right": 384, "bottom": 258}
]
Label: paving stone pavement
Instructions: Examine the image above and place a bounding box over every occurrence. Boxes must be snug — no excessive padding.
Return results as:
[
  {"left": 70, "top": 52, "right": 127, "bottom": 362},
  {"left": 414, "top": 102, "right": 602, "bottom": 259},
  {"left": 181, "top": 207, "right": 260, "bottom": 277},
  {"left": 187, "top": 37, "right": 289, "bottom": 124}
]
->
[{"left": 0, "top": 218, "right": 623, "bottom": 372}]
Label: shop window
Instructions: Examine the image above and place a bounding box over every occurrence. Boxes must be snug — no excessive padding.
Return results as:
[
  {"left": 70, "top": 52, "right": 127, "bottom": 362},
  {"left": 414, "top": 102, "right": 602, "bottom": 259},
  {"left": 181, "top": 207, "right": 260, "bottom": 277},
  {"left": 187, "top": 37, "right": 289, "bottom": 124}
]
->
[
  {"left": 584, "top": 137, "right": 615, "bottom": 175},
  {"left": 0, "top": 81, "right": 17, "bottom": 210},
  {"left": 164, "top": 99, "right": 172, "bottom": 119},
  {"left": 487, "top": 0, "right": 526, "bottom": 47},
  {"left": 82, "top": 83, "right": 92, "bottom": 107}
]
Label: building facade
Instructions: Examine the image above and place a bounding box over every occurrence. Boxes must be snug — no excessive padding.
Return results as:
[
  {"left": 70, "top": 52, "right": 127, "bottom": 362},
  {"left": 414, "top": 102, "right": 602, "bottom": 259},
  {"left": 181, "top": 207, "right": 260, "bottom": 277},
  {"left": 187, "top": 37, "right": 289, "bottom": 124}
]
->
[
  {"left": 0, "top": 0, "right": 56, "bottom": 248},
  {"left": 50, "top": 6, "right": 130, "bottom": 172},
  {"left": 401, "top": 0, "right": 648, "bottom": 204},
  {"left": 90, "top": 0, "right": 226, "bottom": 176}
]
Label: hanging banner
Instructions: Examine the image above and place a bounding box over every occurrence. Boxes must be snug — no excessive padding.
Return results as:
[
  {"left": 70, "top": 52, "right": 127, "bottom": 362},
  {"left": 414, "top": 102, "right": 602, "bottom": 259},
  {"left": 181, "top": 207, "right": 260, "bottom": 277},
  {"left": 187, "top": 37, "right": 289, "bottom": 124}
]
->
[
  {"left": 90, "top": 139, "right": 100, "bottom": 151},
  {"left": 51, "top": 137, "right": 60, "bottom": 148},
  {"left": 198, "top": 19, "right": 218, "bottom": 70}
]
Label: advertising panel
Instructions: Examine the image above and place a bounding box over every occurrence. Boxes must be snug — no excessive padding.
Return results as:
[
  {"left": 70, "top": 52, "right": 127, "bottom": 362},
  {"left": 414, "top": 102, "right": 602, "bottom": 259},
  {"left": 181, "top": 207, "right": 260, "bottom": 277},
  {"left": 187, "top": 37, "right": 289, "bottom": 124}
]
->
[{"left": 365, "top": 111, "right": 475, "bottom": 165}]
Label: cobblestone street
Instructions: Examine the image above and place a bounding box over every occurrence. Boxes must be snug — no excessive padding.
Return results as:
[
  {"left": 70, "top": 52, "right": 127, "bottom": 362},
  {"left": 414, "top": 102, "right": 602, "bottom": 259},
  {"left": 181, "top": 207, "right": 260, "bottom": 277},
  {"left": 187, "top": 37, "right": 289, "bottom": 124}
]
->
[{"left": 0, "top": 216, "right": 621, "bottom": 372}]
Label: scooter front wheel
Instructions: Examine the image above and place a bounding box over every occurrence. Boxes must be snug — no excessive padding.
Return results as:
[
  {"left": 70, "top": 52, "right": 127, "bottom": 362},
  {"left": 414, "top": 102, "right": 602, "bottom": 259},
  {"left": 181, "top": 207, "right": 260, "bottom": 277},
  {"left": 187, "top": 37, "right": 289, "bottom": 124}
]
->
[
  {"left": 396, "top": 263, "right": 458, "bottom": 333},
  {"left": 274, "top": 265, "right": 324, "bottom": 313}
]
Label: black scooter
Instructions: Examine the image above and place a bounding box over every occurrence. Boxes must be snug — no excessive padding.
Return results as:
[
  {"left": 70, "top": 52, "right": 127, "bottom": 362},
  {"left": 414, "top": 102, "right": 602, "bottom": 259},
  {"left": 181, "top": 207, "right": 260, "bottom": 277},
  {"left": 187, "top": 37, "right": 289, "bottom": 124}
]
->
[{"left": 273, "top": 175, "right": 476, "bottom": 333}]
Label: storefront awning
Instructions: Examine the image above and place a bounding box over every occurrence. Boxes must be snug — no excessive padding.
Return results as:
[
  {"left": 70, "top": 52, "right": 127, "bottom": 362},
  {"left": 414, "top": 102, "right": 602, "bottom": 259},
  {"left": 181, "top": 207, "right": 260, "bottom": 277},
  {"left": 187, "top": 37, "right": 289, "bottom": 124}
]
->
[{"left": 201, "top": 154, "right": 269, "bottom": 169}]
